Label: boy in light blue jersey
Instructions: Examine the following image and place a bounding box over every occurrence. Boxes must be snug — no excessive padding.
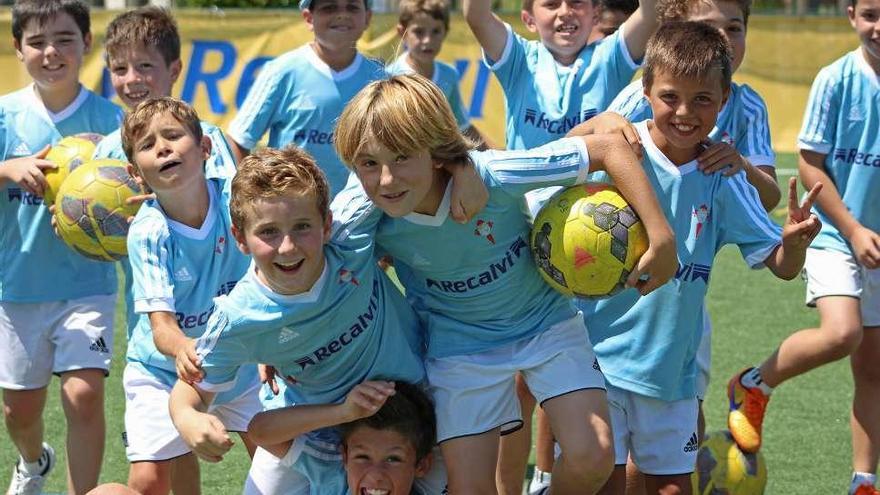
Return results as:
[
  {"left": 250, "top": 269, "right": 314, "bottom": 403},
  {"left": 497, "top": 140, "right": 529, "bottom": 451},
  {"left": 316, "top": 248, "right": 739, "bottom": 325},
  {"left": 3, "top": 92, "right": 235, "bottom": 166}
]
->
[
  {"left": 333, "top": 74, "right": 677, "bottom": 495},
  {"left": 463, "top": 0, "right": 658, "bottom": 151},
  {"left": 727, "top": 0, "right": 880, "bottom": 491},
  {"left": 227, "top": 0, "right": 383, "bottom": 196},
  {"left": 168, "top": 147, "right": 437, "bottom": 495},
  {"left": 575, "top": 22, "right": 822, "bottom": 494},
  {"left": 387, "top": 0, "right": 489, "bottom": 148},
  {"left": 247, "top": 380, "right": 438, "bottom": 495},
  {"left": 0, "top": 2, "right": 123, "bottom": 493},
  {"left": 606, "top": 0, "right": 780, "bottom": 212},
  {"left": 121, "top": 97, "right": 260, "bottom": 494}
]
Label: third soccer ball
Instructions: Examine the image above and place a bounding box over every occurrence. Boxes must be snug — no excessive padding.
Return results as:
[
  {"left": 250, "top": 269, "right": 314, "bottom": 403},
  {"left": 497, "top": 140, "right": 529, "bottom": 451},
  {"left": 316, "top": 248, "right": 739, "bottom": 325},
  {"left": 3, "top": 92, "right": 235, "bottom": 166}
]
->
[
  {"left": 692, "top": 430, "right": 768, "bottom": 494},
  {"left": 530, "top": 183, "right": 648, "bottom": 298}
]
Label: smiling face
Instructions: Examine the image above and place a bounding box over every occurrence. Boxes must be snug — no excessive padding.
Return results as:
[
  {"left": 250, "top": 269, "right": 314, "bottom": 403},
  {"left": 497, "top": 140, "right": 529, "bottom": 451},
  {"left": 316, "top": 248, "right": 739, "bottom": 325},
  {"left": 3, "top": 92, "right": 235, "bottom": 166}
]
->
[
  {"left": 304, "top": 0, "right": 371, "bottom": 53},
  {"left": 849, "top": 0, "right": 880, "bottom": 73},
  {"left": 688, "top": 1, "right": 747, "bottom": 72},
  {"left": 351, "top": 136, "right": 446, "bottom": 218},
  {"left": 343, "top": 427, "right": 430, "bottom": 495},
  {"left": 129, "top": 111, "right": 209, "bottom": 195},
  {"left": 522, "top": 0, "right": 595, "bottom": 65},
  {"left": 399, "top": 12, "right": 447, "bottom": 66},
  {"left": 645, "top": 69, "right": 728, "bottom": 163},
  {"left": 233, "top": 192, "right": 330, "bottom": 296},
  {"left": 15, "top": 12, "right": 90, "bottom": 93},
  {"left": 108, "top": 44, "right": 181, "bottom": 110}
]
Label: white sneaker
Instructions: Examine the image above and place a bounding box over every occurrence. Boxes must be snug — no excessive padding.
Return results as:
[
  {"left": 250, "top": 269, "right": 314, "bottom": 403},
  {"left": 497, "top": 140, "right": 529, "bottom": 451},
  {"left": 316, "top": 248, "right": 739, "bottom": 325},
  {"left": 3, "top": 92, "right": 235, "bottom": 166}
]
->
[
  {"left": 6, "top": 443, "right": 55, "bottom": 495},
  {"left": 527, "top": 468, "right": 551, "bottom": 495}
]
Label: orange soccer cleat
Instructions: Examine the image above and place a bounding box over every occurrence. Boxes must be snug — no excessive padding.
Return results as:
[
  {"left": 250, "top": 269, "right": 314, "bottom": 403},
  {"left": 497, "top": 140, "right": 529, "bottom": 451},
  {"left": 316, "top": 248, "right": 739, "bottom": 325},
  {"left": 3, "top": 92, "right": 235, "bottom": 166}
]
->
[
  {"left": 727, "top": 368, "right": 770, "bottom": 453},
  {"left": 854, "top": 484, "right": 880, "bottom": 495}
]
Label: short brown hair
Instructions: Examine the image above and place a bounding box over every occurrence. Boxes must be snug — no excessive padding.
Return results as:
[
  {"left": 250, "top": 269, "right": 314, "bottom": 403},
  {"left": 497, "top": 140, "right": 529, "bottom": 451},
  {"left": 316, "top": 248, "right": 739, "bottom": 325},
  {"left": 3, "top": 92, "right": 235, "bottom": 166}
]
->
[
  {"left": 657, "top": 0, "right": 751, "bottom": 25},
  {"left": 642, "top": 21, "right": 732, "bottom": 94},
  {"left": 230, "top": 146, "right": 331, "bottom": 232},
  {"left": 121, "top": 97, "right": 203, "bottom": 166},
  {"left": 12, "top": 0, "right": 90, "bottom": 43},
  {"left": 105, "top": 7, "right": 180, "bottom": 67},
  {"left": 335, "top": 74, "right": 473, "bottom": 170},
  {"left": 398, "top": 0, "right": 450, "bottom": 32}
]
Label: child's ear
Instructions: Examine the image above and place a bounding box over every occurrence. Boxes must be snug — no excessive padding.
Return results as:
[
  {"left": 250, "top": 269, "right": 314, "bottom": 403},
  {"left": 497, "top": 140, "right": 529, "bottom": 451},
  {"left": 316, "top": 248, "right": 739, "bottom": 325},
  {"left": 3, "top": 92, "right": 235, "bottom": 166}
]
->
[
  {"left": 322, "top": 211, "right": 333, "bottom": 243},
  {"left": 847, "top": 5, "right": 857, "bottom": 26},
  {"left": 303, "top": 9, "right": 315, "bottom": 31},
  {"left": 414, "top": 452, "right": 433, "bottom": 478},
  {"left": 14, "top": 38, "right": 23, "bottom": 61},
  {"left": 82, "top": 32, "right": 92, "bottom": 54},
  {"left": 201, "top": 135, "right": 212, "bottom": 161},
  {"left": 169, "top": 59, "right": 183, "bottom": 85},
  {"left": 231, "top": 224, "right": 251, "bottom": 255},
  {"left": 521, "top": 10, "right": 538, "bottom": 33},
  {"left": 396, "top": 23, "right": 406, "bottom": 38}
]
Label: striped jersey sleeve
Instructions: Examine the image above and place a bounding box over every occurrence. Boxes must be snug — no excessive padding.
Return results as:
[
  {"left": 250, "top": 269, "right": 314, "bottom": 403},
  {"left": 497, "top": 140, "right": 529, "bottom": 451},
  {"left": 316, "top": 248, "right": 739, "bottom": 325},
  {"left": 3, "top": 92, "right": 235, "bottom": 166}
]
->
[
  {"left": 607, "top": 79, "right": 651, "bottom": 121},
  {"left": 479, "top": 137, "right": 590, "bottom": 196},
  {"left": 797, "top": 65, "right": 840, "bottom": 154},
  {"left": 718, "top": 173, "right": 782, "bottom": 267},
  {"left": 127, "top": 210, "right": 176, "bottom": 313},
  {"left": 227, "top": 58, "right": 285, "bottom": 150},
  {"left": 736, "top": 85, "right": 775, "bottom": 166}
]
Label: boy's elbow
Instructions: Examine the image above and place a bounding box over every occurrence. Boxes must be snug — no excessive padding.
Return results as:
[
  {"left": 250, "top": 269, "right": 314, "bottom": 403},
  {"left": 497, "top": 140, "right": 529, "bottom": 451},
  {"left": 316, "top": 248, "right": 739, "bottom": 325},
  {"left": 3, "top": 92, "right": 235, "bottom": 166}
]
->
[{"left": 246, "top": 414, "right": 271, "bottom": 446}]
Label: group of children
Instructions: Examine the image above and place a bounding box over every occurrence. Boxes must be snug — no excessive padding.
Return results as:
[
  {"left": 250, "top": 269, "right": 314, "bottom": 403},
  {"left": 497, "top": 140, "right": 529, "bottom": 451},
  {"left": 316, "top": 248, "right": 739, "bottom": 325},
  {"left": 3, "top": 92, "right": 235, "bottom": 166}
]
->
[{"left": 0, "top": 0, "right": 876, "bottom": 494}]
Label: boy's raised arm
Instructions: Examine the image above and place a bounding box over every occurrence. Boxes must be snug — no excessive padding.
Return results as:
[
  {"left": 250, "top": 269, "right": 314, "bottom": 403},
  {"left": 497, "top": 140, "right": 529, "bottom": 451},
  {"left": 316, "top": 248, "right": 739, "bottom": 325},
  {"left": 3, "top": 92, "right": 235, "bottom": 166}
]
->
[
  {"left": 765, "top": 177, "right": 823, "bottom": 279},
  {"left": 620, "top": 0, "right": 659, "bottom": 63},
  {"left": 463, "top": 0, "right": 509, "bottom": 62},
  {"left": 580, "top": 133, "right": 676, "bottom": 294}
]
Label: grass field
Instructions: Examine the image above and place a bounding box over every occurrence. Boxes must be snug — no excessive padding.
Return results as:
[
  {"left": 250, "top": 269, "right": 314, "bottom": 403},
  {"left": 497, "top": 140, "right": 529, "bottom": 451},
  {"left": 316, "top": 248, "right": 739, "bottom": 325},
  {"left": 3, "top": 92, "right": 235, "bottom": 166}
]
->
[{"left": 0, "top": 152, "right": 857, "bottom": 493}]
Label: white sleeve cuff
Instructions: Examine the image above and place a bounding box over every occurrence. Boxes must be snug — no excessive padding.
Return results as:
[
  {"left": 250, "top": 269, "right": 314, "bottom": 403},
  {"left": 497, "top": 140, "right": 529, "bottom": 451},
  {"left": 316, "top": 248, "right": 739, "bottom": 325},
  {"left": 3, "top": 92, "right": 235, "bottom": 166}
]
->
[
  {"left": 615, "top": 25, "right": 640, "bottom": 69},
  {"left": 797, "top": 140, "right": 831, "bottom": 154},
  {"left": 483, "top": 23, "right": 514, "bottom": 71},
  {"left": 561, "top": 137, "right": 591, "bottom": 182},
  {"left": 745, "top": 243, "right": 781, "bottom": 269},
  {"left": 134, "top": 297, "right": 175, "bottom": 314}
]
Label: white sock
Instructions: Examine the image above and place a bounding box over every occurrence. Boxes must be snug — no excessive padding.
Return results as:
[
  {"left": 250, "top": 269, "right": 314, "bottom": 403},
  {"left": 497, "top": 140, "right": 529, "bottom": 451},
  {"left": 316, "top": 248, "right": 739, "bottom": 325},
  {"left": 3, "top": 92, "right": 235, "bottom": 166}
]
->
[
  {"left": 532, "top": 467, "right": 552, "bottom": 483},
  {"left": 17, "top": 456, "right": 45, "bottom": 476},
  {"left": 740, "top": 367, "right": 773, "bottom": 396},
  {"left": 851, "top": 472, "right": 878, "bottom": 493}
]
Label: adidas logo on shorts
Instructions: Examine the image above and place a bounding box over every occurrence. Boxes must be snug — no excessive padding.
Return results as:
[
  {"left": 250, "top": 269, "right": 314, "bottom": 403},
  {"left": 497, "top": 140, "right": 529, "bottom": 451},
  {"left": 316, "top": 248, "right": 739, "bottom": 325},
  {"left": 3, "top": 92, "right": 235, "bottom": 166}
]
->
[
  {"left": 683, "top": 432, "right": 700, "bottom": 453},
  {"left": 89, "top": 337, "right": 109, "bottom": 354}
]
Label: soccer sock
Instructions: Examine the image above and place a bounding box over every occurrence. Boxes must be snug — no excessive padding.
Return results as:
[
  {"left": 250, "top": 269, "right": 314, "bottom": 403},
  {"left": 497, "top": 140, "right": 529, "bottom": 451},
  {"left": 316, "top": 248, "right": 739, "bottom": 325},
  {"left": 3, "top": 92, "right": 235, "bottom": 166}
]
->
[
  {"left": 740, "top": 367, "right": 773, "bottom": 396},
  {"left": 850, "top": 472, "right": 878, "bottom": 493},
  {"left": 17, "top": 455, "right": 45, "bottom": 477}
]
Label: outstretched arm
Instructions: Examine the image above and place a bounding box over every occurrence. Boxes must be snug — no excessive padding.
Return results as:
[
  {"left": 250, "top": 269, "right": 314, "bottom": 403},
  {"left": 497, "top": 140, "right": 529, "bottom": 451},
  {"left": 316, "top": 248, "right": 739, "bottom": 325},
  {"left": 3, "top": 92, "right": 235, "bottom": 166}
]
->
[
  {"left": 463, "top": 0, "right": 509, "bottom": 62},
  {"left": 247, "top": 381, "right": 396, "bottom": 458},
  {"left": 169, "top": 381, "right": 229, "bottom": 462},
  {"left": 150, "top": 312, "right": 203, "bottom": 384},
  {"left": 581, "top": 133, "right": 676, "bottom": 294}
]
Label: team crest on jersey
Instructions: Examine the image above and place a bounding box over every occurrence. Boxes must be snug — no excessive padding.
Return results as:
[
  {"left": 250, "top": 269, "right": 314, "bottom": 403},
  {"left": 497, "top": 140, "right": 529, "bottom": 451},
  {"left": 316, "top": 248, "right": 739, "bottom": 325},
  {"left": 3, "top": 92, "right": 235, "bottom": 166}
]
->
[
  {"left": 338, "top": 269, "right": 359, "bottom": 286},
  {"left": 693, "top": 204, "right": 711, "bottom": 239},
  {"left": 474, "top": 219, "right": 496, "bottom": 244},
  {"left": 720, "top": 132, "right": 734, "bottom": 146},
  {"left": 215, "top": 236, "right": 226, "bottom": 254}
]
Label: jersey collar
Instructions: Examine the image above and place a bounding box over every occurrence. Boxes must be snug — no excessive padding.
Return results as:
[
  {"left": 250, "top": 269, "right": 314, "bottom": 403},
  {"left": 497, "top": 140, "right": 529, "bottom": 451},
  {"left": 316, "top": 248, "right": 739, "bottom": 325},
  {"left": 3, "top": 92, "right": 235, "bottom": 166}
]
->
[
  {"left": 402, "top": 179, "right": 452, "bottom": 227},
  {"left": 636, "top": 120, "right": 699, "bottom": 176},
  {"left": 855, "top": 49, "right": 880, "bottom": 90},
  {"left": 27, "top": 84, "right": 88, "bottom": 125},
  {"left": 305, "top": 44, "right": 364, "bottom": 81},
  {"left": 162, "top": 179, "right": 219, "bottom": 240}
]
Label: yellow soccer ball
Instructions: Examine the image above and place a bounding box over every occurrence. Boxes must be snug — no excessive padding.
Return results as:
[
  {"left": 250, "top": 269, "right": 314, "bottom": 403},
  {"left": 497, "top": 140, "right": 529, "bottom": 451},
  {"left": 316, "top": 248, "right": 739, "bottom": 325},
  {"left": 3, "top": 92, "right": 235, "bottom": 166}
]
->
[
  {"left": 692, "top": 430, "right": 768, "bottom": 494},
  {"left": 53, "top": 159, "right": 144, "bottom": 261},
  {"left": 43, "top": 134, "right": 103, "bottom": 205},
  {"left": 531, "top": 183, "right": 649, "bottom": 298}
]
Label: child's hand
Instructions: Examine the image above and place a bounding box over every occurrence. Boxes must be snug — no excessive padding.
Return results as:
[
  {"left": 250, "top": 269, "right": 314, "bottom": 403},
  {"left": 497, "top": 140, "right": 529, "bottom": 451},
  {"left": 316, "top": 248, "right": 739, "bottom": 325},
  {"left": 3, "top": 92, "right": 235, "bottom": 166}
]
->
[
  {"left": 849, "top": 226, "right": 880, "bottom": 269},
  {"left": 782, "top": 177, "right": 822, "bottom": 252},
  {"left": 449, "top": 164, "right": 488, "bottom": 224},
  {"left": 0, "top": 145, "right": 55, "bottom": 196},
  {"left": 259, "top": 364, "right": 280, "bottom": 396},
  {"left": 175, "top": 338, "right": 204, "bottom": 384},
  {"left": 626, "top": 228, "right": 677, "bottom": 296},
  {"left": 567, "top": 112, "right": 641, "bottom": 157},
  {"left": 341, "top": 380, "right": 396, "bottom": 421},
  {"left": 697, "top": 142, "right": 746, "bottom": 176},
  {"left": 180, "top": 412, "right": 234, "bottom": 463}
]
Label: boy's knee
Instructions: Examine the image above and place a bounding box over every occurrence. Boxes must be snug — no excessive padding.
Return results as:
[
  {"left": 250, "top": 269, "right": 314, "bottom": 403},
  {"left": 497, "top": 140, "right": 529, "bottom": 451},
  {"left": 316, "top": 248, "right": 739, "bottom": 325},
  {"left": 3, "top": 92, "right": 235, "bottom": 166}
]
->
[
  {"left": 129, "top": 465, "right": 172, "bottom": 495},
  {"left": 822, "top": 321, "right": 863, "bottom": 357},
  {"left": 560, "top": 442, "right": 615, "bottom": 482},
  {"left": 62, "top": 381, "right": 104, "bottom": 418}
]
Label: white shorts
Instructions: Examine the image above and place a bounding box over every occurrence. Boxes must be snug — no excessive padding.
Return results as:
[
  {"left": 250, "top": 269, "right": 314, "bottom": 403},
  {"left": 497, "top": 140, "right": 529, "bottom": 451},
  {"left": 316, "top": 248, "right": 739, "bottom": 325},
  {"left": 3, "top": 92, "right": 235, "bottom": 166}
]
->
[
  {"left": 427, "top": 313, "right": 605, "bottom": 443},
  {"left": 695, "top": 309, "right": 712, "bottom": 401},
  {"left": 607, "top": 385, "right": 699, "bottom": 476},
  {"left": 804, "top": 248, "right": 880, "bottom": 327},
  {"left": 122, "top": 364, "right": 262, "bottom": 462},
  {"left": 0, "top": 294, "right": 115, "bottom": 390}
]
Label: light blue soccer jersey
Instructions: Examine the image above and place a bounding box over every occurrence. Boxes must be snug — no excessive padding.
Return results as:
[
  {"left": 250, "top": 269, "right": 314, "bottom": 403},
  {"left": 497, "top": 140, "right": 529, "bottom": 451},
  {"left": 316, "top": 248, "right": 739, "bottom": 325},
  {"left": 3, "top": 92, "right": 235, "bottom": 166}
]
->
[
  {"left": 485, "top": 24, "right": 639, "bottom": 150},
  {"left": 0, "top": 86, "right": 122, "bottom": 302},
  {"left": 126, "top": 178, "right": 256, "bottom": 399},
  {"left": 580, "top": 121, "right": 781, "bottom": 401},
  {"left": 335, "top": 138, "right": 590, "bottom": 359},
  {"left": 281, "top": 434, "right": 348, "bottom": 495},
  {"left": 93, "top": 121, "right": 237, "bottom": 179},
  {"left": 386, "top": 53, "right": 470, "bottom": 130},
  {"left": 228, "top": 45, "right": 385, "bottom": 195},
  {"left": 798, "top": 50, "right": 880, "bottom": 254},
  {"left": 94, "top": 121, "right": 238, "bottom": 336},
  {"left": 192, "top": 206, "right": 426, "bottom": 407},
  {"left": 609, "top": 80, "right": 776, "bottom": 167}
]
